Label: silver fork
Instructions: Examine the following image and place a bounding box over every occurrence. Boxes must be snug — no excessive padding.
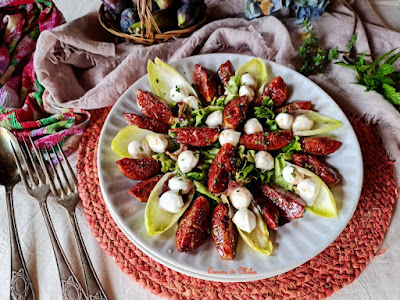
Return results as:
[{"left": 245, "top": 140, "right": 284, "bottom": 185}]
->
[
  {"left": 39, "top": 143, "right": 107, "bottom": 300},
  {"left": 11, "top": 136, "right": 86, "bottom": 300}
]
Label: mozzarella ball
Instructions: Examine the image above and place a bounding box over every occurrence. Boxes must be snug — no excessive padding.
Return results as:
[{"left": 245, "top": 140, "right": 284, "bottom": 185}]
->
[
  {"left": 232, "top": 208, "right": 257, "bottom": 233},
  {"left": 177, "top": 150, "right": 199, "bottom": 174},
  {"left": 244, "top": 118, "right": 263, "bottom": 135},
  {"left": 219, "top": 129, "right": 241, "bottom": 147},
  {"left": 275, "top": 113, "right": 294, "bottom": 130},
  {"left": 205, "top": 110, "right": 223, "bottom": 127},
  {"left": 229, "top": 187, "right": 252, "bottom": 210},
  {"left": 240, "top": 73, "right": 257, "bottom": 89},
  {"left": 183, "top": 96, "right": 201, "bottom": 110},
  {"left": 239, "top": 85, "right": 255, "bottom": 101},
  {"left": 170, "top": 85, "right": 189, "bottom": 102},
  {"left": 159, "top": 191, "right": 184, "bottom": 213},
  {"left": 147, "top": 134, "right": 169, "bottom": 153},
  {"left": 255, "top": 151, "right": 274, "bottom": 171},
  {"left": 168, "top": 177, "right": 193, "bottom": 195},
  {"left": 297, "top": 178, "right": 320, "bottom": 206},
  {"left": 292, "top": 115, "right": 314, "bottom": 132},
  {"left": 282, "top": 165, "right": 304, "bottom": 185},
  {"left": 127, "top": 140, "right": 153, "bottom": 159}
]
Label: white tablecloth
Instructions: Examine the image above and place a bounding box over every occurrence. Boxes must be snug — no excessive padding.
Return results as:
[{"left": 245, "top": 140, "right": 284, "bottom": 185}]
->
[{"left": 1, "top": 1, "right": 400, "bottom": 299}]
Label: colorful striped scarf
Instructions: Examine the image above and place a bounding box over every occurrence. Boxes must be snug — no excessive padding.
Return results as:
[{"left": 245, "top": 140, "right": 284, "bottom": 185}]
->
[{"left": 0, "top": 0, "right": 90, "bottom": 155}]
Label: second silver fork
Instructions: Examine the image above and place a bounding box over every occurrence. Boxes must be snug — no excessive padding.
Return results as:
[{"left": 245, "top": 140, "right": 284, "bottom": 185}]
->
[
  {"left": 12, "top": 137, "right": 86, "bottom": 300},
  {"left": 38, "top": 143, "right": 107, "bottom": 300}
]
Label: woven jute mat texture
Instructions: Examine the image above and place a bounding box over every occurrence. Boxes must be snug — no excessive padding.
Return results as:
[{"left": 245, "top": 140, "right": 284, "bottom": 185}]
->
[{"left": 77, "top": 107, "right": 398, "bottom": 300}]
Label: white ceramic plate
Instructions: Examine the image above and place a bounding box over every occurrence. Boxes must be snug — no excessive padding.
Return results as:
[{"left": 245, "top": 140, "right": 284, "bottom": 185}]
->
[{"left": 97, "top": 54, "right": 363, "bottom": 282}]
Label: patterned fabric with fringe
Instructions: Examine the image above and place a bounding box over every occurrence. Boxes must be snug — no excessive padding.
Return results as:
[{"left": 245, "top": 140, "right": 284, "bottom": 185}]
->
[{"left": 0, "top": 0, "right": 90, "bottom": 155}]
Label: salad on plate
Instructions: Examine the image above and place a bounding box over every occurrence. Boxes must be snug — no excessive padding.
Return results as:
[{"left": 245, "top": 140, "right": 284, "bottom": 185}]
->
[{"left": 111, "top": 57, "right": 343, "bottom": 260}]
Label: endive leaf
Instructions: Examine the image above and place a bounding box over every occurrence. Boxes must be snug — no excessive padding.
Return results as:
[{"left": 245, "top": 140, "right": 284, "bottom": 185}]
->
[
  {"left": 235, "top": 58, "right": 268, "bottom": 90},
  {"left": 111, "top": 126, "right": 153, "bottom": 158},
  {"left": 293, "top": 110, "right": 343, "bottom": 136},
  {"left": 148, "top": 58, "right": 197, "bottom": 105},
  {"left": 237, "top": 203, "right": 273, "bottom": 255},
  {"left": 285, "top": 162, "right": 338, "bottom": 218},
  {"left": 145, "top": 172, "right": 195, "bottom": 235},
  {"left": 222, "top": 195, "right": 272, "bottom": 255}
]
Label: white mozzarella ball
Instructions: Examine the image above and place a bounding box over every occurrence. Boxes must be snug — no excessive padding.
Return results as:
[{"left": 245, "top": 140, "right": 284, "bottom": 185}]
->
[
  {"left": 297, "top": 178, "right": 320, "bottom": 206},
  {"left": 183, "top": 96, "right": 201, "bottom": 110},
  {"left": 292, "top": 115, "right": 314, "bottom": 132},
  {"left": 255, "top": 151, "right": 274, "bottom": 171},
  {"left": 159, "top": 191, "right": 184, "bottom": 213},
  {"left": 219, "top": 129, "right": 241, "bottom": 147},
  {"left": 282, "top": 165, "right": 304, "bottom": 185},
  {"left": 147, "top": 134, "right": 169, "bottom": 153},
  {"left": 232, "top": 208, "right": 257, "bottom": 233},
  {"left": 275, "top": 113, "right": 294, "bottom": 130},
  {"left": 127, "top": 140, "right": 153, "bottom": 159},
  {"left": 177, "top": 150, "right": 199, "bottom": 174},
  {"left": 168, "top": 177, "right": 193, "bottom": 195},
  {"left": 170, "top": 85, "right": 189, "bottom": 102},
  {"left": 229, "top": 187, "right": 253, "bottom": 210},
  {"left": 239, "top": 85, "right": 255, "bottom": 101},
  {"left": 244, "top": 118, "right": 263, "bottom": 134},
  {"left": 205, "top": 110, "right": 223, "bottom": 127},
  {"left": 240, "top": 73, "right": 257, "bottom": 89}
]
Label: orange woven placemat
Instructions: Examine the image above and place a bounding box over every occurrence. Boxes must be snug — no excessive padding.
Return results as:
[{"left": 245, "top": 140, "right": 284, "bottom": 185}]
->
[{"left": 77, "top": 107, "right": 398, "bottom": 299}]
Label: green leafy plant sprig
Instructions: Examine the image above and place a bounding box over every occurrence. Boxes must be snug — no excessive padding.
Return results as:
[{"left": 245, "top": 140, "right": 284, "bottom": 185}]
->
[
  {"left": 298, "top": 19, "right": 338, "bottom": 76},
  {"left": 336, "top": 34, "right": 400, "bottom": 111}
]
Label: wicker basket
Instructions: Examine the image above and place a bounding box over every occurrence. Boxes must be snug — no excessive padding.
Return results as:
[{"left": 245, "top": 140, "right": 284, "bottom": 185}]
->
[{"left": 98, "top": 0, "right": 207, "bottom": 45}]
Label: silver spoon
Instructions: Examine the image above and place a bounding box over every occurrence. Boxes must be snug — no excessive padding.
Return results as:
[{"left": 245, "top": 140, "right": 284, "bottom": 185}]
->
[{"left": 0, "top": 127, "right": 35, "bottom": 300}]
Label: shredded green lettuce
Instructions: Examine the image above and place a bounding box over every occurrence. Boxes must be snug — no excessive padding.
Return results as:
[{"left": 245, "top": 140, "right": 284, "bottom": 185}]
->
[
  {"left": 170, "top": 117, "right": 195, "bottom": 128},
  {"left": 152, "top": 153, "right": 176, "bottom": 172},
  {"left": 210, "top": 95, "right": 227, "bottom": 107},
  {"left": 272, "top": 153, "right": 294, "bottom": 191},
  {"left": 225, "top": 75, "right": 240, "bottom": 96},
  {"left": 193, "top": 181, "right": 221, "bottom": 203},
  {"left": 253, "top": 105, "right": 277, "bottom": 132},
  {"left": 192, "top": 106, "right": 224, "bottom": 126},
  {"left": 200, "top": 147, "right": 220, "bottom": 164},
  {"left": 281, "top": 135, "right": 302, "bottom": 154},
  {"left": 236, "top": 146, "right": 273, "bottom": 184}
]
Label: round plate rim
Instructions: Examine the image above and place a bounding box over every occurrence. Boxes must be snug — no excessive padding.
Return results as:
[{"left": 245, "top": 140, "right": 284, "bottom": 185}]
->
[{"left": 97, "top": 53, "right": 363, "bottom": 282}]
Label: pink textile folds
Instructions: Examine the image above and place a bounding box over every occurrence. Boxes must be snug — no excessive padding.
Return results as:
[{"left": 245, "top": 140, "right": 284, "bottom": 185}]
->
[{"left": 0, "top": 0, "right": 90, "bottom": 154}]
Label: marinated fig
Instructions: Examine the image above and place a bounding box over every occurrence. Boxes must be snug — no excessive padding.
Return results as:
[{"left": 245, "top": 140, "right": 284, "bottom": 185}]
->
[{"left": 193, "top": 64, "right": 217, "bottom": 102}]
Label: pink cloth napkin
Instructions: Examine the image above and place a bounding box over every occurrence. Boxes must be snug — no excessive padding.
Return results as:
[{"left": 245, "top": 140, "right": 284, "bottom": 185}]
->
[
  {"left": 0, "top": 0, "right": 90, "bottom": 155},
  {"left": 33, "top": 0, "right": 400, "bottom": 180}
]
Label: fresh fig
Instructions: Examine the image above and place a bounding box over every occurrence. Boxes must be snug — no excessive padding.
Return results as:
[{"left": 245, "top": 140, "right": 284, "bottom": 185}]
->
[
  {"left": 120, "top": 8, "right": 138, "bottom": 33},
  {"left": 154, "top": 0, "right": 175, "bottom": 9},
  {"left": 177, "top": 3, "right": 206, "bottom": 29},
  {"left": 152, "top": 8, "right": 179, "bottom": 31},
  {"left": 102, "top": 0, "right": 131, "bottom": 15},
  {"left": 182, "top": 0, "right": 205, "bottom": 4}
]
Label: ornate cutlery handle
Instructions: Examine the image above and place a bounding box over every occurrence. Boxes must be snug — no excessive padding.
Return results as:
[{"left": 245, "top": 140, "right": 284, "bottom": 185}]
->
[
  {"left": 6, "top": 188, "right": 35, "bottom": 300},
  {"left": 39, "top": 203, "right": 87, "bottom": 300},
  {"left": 69, "top": 212, "right": 107, "bottom": 300}
]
